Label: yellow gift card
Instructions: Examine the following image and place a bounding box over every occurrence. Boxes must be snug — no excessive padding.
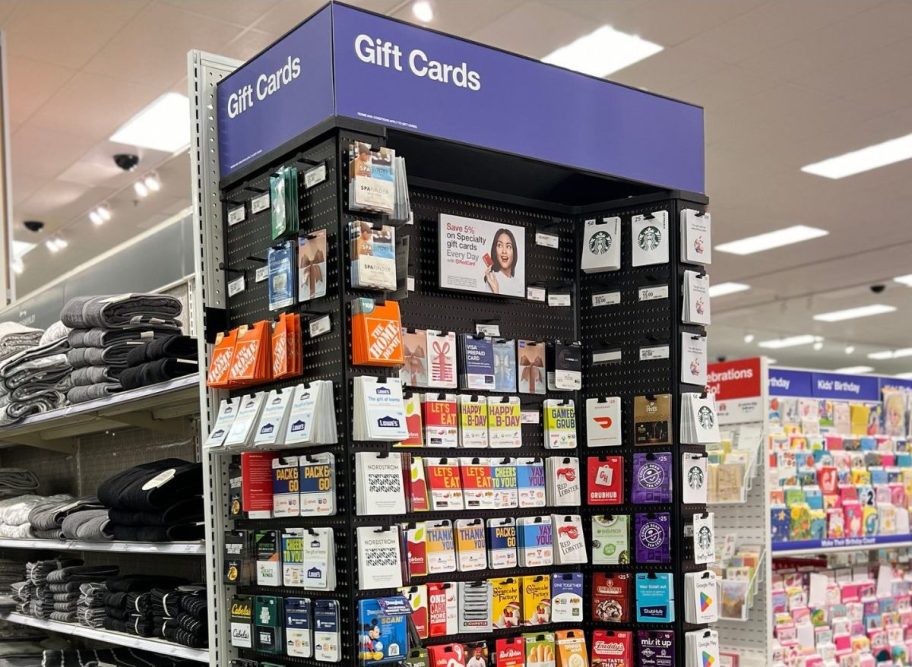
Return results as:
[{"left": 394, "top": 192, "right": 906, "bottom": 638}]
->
[
  {"left": 491, "top": 577, "right": 521, "bottom": 629},
  {"left": 522, "top": 575, "right": 551, "bottom": 626}
]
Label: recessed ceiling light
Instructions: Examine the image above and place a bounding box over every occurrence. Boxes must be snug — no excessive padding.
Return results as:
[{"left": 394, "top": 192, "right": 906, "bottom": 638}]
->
[
  {"left": 110, "top": 92, "right": 190, "bottom": 153},
  {"left": 743, "top": 334, "right": 755, "bottom": 344},
  {"left": 542, "top": 25, "right": 663, "bottom": 78},
  {"left": 757, "top": 334, "right": 818, "bottom": 349},
  {"left": 89, "top": 210, "right": 103, "bottom": 225},
  {"left": 801, "top": 132, "right": 912, "bottom": 179},
  {"left": 868, "top": 348, "right": 912, "bottom": 360},
  {"left": 12, "top": 240, "right": 35, "bottom": 260},
  {"left": 845, "top": 345, "right": 855, "bottom": 354},
  {"left": 894, "top": 274, "right": 912, "bottom": 287},
  {"left": 133, "top": 180, "right": 149, "bottom": 198},
  {"left": 813, "top": 341, "right": 824, "bottom": 351},
  {"left": 813, "top": 304, "right": 896, "bottom": 322},
  {"left": 97, "top": 204, "right": 111, "bottom": 222},
  {"left": 144, "top": 173, "right": 161, "bottom": 192},
  {"left": 412, "top": 0, "right": 433, "bottom": 22},
  {"left": 708, "top": 282, "right": 750, "bottom": 298},
  {"left": 834, "top": 366, "right": 874, "bottom": 374},
  {"left": 716, "top": 225, "right": 828, "bottom": 255}
]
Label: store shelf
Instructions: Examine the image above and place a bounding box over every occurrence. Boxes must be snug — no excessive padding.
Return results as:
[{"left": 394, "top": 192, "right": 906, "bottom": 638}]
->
[
  {"left": 773, "top": 534, "right": 912, "bottom": 556},
  {"left": 0, "top": 612, "right": 209, "bottom": 662},
  {"left": 0, "top": 537, "right": 204, "bottom": 555},
  {"left": 0, "top": 374, "right": 200, "bottom": 453}
]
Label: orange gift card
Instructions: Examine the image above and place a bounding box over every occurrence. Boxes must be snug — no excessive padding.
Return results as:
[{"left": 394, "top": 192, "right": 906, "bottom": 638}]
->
[
  {"left": 272, "top": 313, "right": 302, "bottom": 380},
  {"left": 351, "top": 298, "right": 404, "bottom": 366},
  {"left": 207, "top": 329, "right": 238, "bottom": 388},
  {"left": 228, "top": 321, "right": 271, "bottom": 386}
]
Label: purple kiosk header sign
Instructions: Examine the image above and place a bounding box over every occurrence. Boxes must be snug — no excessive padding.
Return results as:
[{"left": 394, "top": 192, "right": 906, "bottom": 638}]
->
[{"left": 217, "top": 3, "right": 704, "bottom": 192}]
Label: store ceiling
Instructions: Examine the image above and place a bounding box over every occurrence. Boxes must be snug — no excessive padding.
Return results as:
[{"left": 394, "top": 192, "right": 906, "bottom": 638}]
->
[{"left": 3, "top": 0, "right": 912, "bottom": 373}]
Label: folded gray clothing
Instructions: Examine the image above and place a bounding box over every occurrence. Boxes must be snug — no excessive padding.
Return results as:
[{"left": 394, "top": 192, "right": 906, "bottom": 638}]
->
[
  {"left": 0, "top": 323, "right": 43, "bottom": 362},
  {"left": 9, "top": 377, "right": 70, "bottom": 402},
  {"left": 28, "top": 495, "right": 78, "bottom": 532},
  {"left": 68, "top": 327, "right": 181, "bottom": 350},
  {"left": 46, "top": 565, "right": 117, "bottom": 584},
  {"left": 61, "top": 294, "right": 183, "bottom": 330},
  {"left": 66, "top": 346, "right": 127, "bottom": 369},
  {"left": 48, "top": 583, "right": 81, "bottom": 594},
  {"left": 70, "top": 366, "right": 121, "bottom": 386},
  {"left": 60, "top": 509, "right": 112, "bottom": 541},
  {"left": 0, "top": 392, "right": 67, "bottom": 425},
  {"left": 32, "top": 528, "right": 62, "bottom": 540},
  {"left": 66, "top": 384, "right": 121, "bottom": 405},
  {"left": 49, "top": 611, "right": 76, "bottom": 623},
  {"left": 51, "top": 592, "right": 79, "bottom": 602},
  {"left": 0, "top": 469, "right": 40, "bottom": 497},
  {"left": 0, "top": 339, "right": 70, "bottom": 388}
]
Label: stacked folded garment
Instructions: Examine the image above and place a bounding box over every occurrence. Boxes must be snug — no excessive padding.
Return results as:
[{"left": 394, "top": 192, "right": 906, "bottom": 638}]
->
[
  {"left": 27, "top": 558, "right": 82, "bottom": 619},
  {"left": 103, "top": 575, "right": 188, "bottom": 638},
  {"left": 0, "top": 469, "right": 40, "bottom": 497},
  {"left": 154, "top": 586, "right": 208, "bottom": 649},
  {"left": 60, "top": 294, "right": 183, "bottom": 404},
  {"left": 0, "top": 322, "right": 73, "bottom": 424},
  {"left": 0, "top": 494, "right": 70, "bottom": 538},
  {"left": 45, "top": 565, "right": 118, "bottom": 623},
  {"left": 76, "top": 581, "right": 107, "bottom": 628},
  {"left": 97, "top": 459, "right": 204, "bottom": 542},
  {"left": 10, "top": 579, "right": 31, "bottom": 614},
  {"left": 0, "top": 323, "right": 43, "bottom": 364},
  {"left": 120, "top": 334, "right": 198, "bottom": 391},
  {"left": 27, "top": 495, "right": 77, "bottom": 539}
]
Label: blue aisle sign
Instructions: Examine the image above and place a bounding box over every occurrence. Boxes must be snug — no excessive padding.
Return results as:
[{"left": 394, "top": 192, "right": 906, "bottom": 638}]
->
[
  {"left": 768, "top": 369, "right": 813, "bottom": 398},
  {"left": 216, "top": 3, "right": 705, "bottom": 192},
  {"left": 769, "top": 368, "right": 881, "bottom": 401}
]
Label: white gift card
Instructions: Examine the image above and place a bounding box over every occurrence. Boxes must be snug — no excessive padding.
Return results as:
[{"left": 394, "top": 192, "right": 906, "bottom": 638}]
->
[
  {"left": 692, "top": 512, "right": 716, "bottom": 565},
  {"left": 681, "top": 209, "right": 711, "bottom": 265},
  {"left": 585, "top": 397, "right": 622, "bottom": 447},
  {"left": 581, "top": 217, "right": 621, "bottom": 273},
  {"left": 681, "top": 333, "right": 707, "bottom": 387},
  {"left": 683, "top": 270, "right": 711, "bottom": 325},
  {"left": 631, "top": 211, "right": 669, "bottom": 267},
  {"left": 682, "top": 453, "right": 708, "bottom": 505}
]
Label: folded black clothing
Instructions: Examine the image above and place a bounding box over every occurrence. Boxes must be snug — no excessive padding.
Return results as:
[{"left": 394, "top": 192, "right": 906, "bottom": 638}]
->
[
  {"left": 46, "top": 565, "right": 118, "bottom": 583},
  {"left": 180, "top": 593, "right": 207, "bottom": 621},
  {"left": 109, "top": 523, "right": 205, "bottom": 542},
  {"left": 48, "top": 584, "right": 80, "bottom": 595},
  {"left": 126, "top": 592, "right": 153, "bottom": 615},
  {"left": 125, "top": 335, "right": 198, "bottom": 367},
  {"left": 151, "top": 588, "right": 183, "bottom": 618},
  {"left": 108, "top": 496, "right": 203, "bottom": 528},
  {"left": 176, "top": 612, "right": 205, "bottom": 636},
  {"left": 106, "top": 606, "right": 132, "bottom": 621},
  {"left": 162, "top": 624, "right": 208, "bottom": 649},
  {"left": 97, "top": 459, "right": 202, "bottom": 512},
  {"left": 130, "top": 614, "right": 157, "bottom": 637},
  {"left": 61, "top": 294, "right": 182, "bottom": 330},
  {"left": 118, "top": 358, "right": 197, "bottom": 390},
  {"left": 105, "top": 574, "right": 189, "bottom": 593},
  {"left": 104, "top": 590, "right": 128, "bottom": 609},
  {"left": 49, "top": 610, "right": 76, "bottom": 623},
  {"left": 102, "top": 616, "right": 127, "bottom": 633}
]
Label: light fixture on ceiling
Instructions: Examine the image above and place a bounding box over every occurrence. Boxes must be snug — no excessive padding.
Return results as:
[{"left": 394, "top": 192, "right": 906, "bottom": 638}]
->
[
  {"left": 801, "top": 132, "right": 912, "bottom": 179},
  {"left": 89, "top": 210, "right": 103, "bottom": 225},
  {"left": 715, "top": 225, "right": 828, "bottom": 255},
  {"left": 12, "top": 240, "right": 35, "bottom": 259},
  {"left": 757, "top": 334, "right": 818, "bottom": 349},
  {"left": 895, "top": 372, "right": 912, "bottom": 379},
  {"left": 708, "top": 282, "right": 750, "bottom": 298},
  {"left": 764, "top": 357, "right": 778, "bottom": 364},
  {"left": 89, "top": 204, "right": 111, "bottom": 226},
  {"left": 133, "top": 180, "right": 149, "bottom": 198},
  {"left": 11, "top": 258, "right": 23, "bottom": 275},
  {"left": 845, "top": 345, "right": 855, "bottom": 354},
  {"left": 868, "top": 348, "right": 912, "bottom": 360},
  {"left": 110, "top": 92, "right": 191, "bottom": 153},
  {"left": 412, "top": 0, "right": 433, "bottom": 22},
  {"left": 813, "top": 341, "right": 824, "bottom": 351},
  {"left": 542, "top": 25, "right": 663, "bottom": 78},
  {"left": 45, "top": 236, "right": 66, "bottom": 253},
  {"left": 894, "top": 274, "right": 912, "bottom": 287},
  {"left": 143, "top": 173, "right": 161, "bottom": 192},
  {"left": 744, "top": 334, "right": 755, "bottom": 344},
  {"left": 834, "top": 365, "right": 874, "bottom": 374},
  {"left": 813, "top": 304, "right": 896, "bottom": 322}
]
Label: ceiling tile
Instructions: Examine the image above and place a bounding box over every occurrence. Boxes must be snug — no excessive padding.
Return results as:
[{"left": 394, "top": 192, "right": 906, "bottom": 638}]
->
[
  {"left": 391, "top": 0, "right": 524, "bottom": 38},
  {"left": 161, "top": 0, "right": 280, "bottom": 28},
  {"left": 221, "top": 28, "right": 283, "bottom": 63},
  {"left": 609, "top": 0, "right": 769, "bottom": 47},
  {"left": 609, "top": 45, "right": 725, "bottom": 99},
  {"left": 251, "top": 0, "right": 331, "bottom": 35},
  {"left": 17, "top": 181, "right": 93, "bottom": 221},
  {"left": 4, "top": 57, "right": 75, "bottom": 130},
  {"left": 469, "top": 2, "right": 593, "bottom": 58},
  {"left": 4, "top": 0, "right": 147, "bottom": 68},
  {"left": 83, "top": 2, "right": 242, "bottom": 88},
  {"left": 10, "top": 172, "right": 44, "bottom": 207},
  {"left": 10, "top": 124, "right": 96, "bottom": 179},
  {"left": 0, "top": 0, "right": 25, "bottom": 25}
]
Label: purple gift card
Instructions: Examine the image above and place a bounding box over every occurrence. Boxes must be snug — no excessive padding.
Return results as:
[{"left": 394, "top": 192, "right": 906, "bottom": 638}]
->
[
  {"left": 632, "top": 452, "right": 672, "bottom": 504},
  {"left": 637, "top": 630, "right": 675, "bottom": 667},
  {"left": 635, "top": 512, "right": 671, "bottom": 564}
]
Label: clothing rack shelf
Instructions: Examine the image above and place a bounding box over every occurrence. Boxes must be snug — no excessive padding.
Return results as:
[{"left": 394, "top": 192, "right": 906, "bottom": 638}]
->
[{"left": 0, "top": 537, "right": 205, "bottom": 555}]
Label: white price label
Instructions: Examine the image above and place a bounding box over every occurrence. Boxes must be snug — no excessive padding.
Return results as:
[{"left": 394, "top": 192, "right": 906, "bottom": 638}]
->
[
  {"left": 227, "top": 205, "right": 245, "bottom": 226},
  {"left": 475, "top": 323, "right": 501, "bottom": 337},
  {"left": 521, "top": 410, "right": 540, "bottom": 425},
  {"left": 640, "top": 345, "right": 670, "bottom": 361},
  {"left": 535, "top": 232, "right": 559, "bottom": 249},
  {"left": 304, "top": 163, "right": 327, "bottom": 189},
  {"left": 592, "top": 349, "right": 622, "bottom": 363},
  {"left": 527, "top": 286, "right": 546, "bottom": 302},
  {"left": 227, "top": 276, "right": 245, "bottom": 297},
  {"left": 308, "top": 314, "right": 331, "bottom": 338},
  {"left": 592, "top": 291, "right": 621, "bottom": 307},
  {"left": 407, "top": 276, "right": 415, "bottom": 292},
  {"left": 638, "top": 285, "right": 669, "bottom": 301},
  {"left": 250, "top": 193, "right": 270, "bottom": 214},
  {"left": 547, "top": 292, "right": 571, "bottom": 307},
  {"left": 254, "top": 266, "right": 269, "bottom": 283}
]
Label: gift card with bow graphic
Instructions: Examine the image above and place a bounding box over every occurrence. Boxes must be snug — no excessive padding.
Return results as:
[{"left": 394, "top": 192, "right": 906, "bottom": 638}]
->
[
  {"left": 297, "top": 230, "right": 327, "bottom": 301},
  {"left": 426, "top": 330, "right": 457, "bottom": 389},
  {"left": 401, "top": 329, "right": 429, "bottom": 387},
  {"left": 517, "top": 340, "right": 546, "bottom": 395}
]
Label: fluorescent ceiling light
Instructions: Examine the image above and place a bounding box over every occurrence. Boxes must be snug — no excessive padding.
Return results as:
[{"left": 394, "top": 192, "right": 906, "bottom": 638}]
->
[
  {"left": 895, "top": 372, "right": 912, "bottom": 379},
  {"left": 802, "top": 132, "right": 912, "bottom": 179},
  {"left": 757, "top": 334, "right": 818, "bottom": 349},
  {"left": 743, "top": 334, "right": 754, "bottom": 344},
  {"left": 412, "top": 0, "right": 433, "bottom": 22},
  {"left": 845, "top": 345, "right": 855, "bottom": 354},
  {"left": 894, "top": 274, "right": 912, "bottom": 287},
  {"left": 814, "top": 304, "right": 896, "bottom": 322},
  {"left": 813, "top": 341, "right": 824, "bottom": 351},
  {"left": 542, "top": 25, "right": 663, "bottom": 78},
  {"left": 834, "top": 366, "right": 874, "bottom": 374},
  {"left": 708, "top": 282, "right": 750, "bottom": 298},
  {"left": 110, "top": 92, "right": 190, "bottom": 153},
  {"left": 716, "top": 225, "right": 828, "bottom": 255},
  {"left": 12, "top": 240, "right": 35, "bottom": 260},
  {"left": 868, "top": 348, "right": 912, "bottom": 360}
]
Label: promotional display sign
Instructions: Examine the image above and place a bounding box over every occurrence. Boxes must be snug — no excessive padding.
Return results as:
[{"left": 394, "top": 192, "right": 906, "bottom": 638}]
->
[
  {"left": 769, "top": 367, "right": 880, "bottom": 402},
  {"left": 216, "top": 3, "right": 704, "bottom": 191},
  {"left": 706, "top": 358, "right": 762, "bottom": 424},
  {"left": 438, "top": 214, "right": 525, "bottom": 298}
]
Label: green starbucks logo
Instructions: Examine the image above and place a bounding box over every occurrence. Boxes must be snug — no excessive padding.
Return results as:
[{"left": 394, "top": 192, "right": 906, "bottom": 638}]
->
[
  {"left": 589, "top": 231, "right": 612, "bottom": 255},
  {"left": 638, "top": 225, "right": 661, "bottom": 252},
  {"left": 698, "top": 405, "right": 715, "bottom": 430}
]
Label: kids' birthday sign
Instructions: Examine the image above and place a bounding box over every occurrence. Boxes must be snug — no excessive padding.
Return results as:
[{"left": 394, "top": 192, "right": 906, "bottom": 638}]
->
[{"left": 438, "top": 213, "right": 526, "bottom": 298}]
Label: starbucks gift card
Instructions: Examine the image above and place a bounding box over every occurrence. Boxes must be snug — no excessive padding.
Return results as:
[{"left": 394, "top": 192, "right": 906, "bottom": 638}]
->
[
  {"left": 691, "top": 512, "right": 716, "bottom": 565},
  {"left": 682, "top": 453, "right": 709, "bottom": 504},
  {"left": 631, "top": 211, "right": 669, "bottom": 267},
  {"left": 581, "top": 216, "right": 621, "bottom": 273}
]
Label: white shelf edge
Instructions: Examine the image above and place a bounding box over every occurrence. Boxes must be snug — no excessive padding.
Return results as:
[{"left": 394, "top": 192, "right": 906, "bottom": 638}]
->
[
  {"left": 773, "top": 538, "right": 912, "bottom": 557},
  {"left": 0, "top": 612, "right": 209, "bottom": 663},
  {"left": 0, "top": 537, "right": 204, "bottom": 555}
]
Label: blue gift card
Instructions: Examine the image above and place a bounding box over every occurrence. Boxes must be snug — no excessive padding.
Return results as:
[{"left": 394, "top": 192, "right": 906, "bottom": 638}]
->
[{"left": 635, "top": 573, "right": 674, "bottom": 623}]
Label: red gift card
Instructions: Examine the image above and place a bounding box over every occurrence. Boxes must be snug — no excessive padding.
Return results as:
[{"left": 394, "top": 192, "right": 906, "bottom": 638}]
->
[
  {"left": 428, "top": 643, "right": 465, "bottom": 667},
  {"left": 427, "top": 582, "right": 457, "bottom": 638},
  {"left": 592, "top": 572, "right": 630, "bottom": 623},
  {"left": 403, "top": 523, "right": 428, "bottom": 578},
  {"left": 496, "top": 637, "right": 526, "bottom": 667},
  {"left": 588, "top": 456, "right": 624, "bottom": 505},
  {"left": 591, "top": 629, "right": 632, "bottom": 667}
]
